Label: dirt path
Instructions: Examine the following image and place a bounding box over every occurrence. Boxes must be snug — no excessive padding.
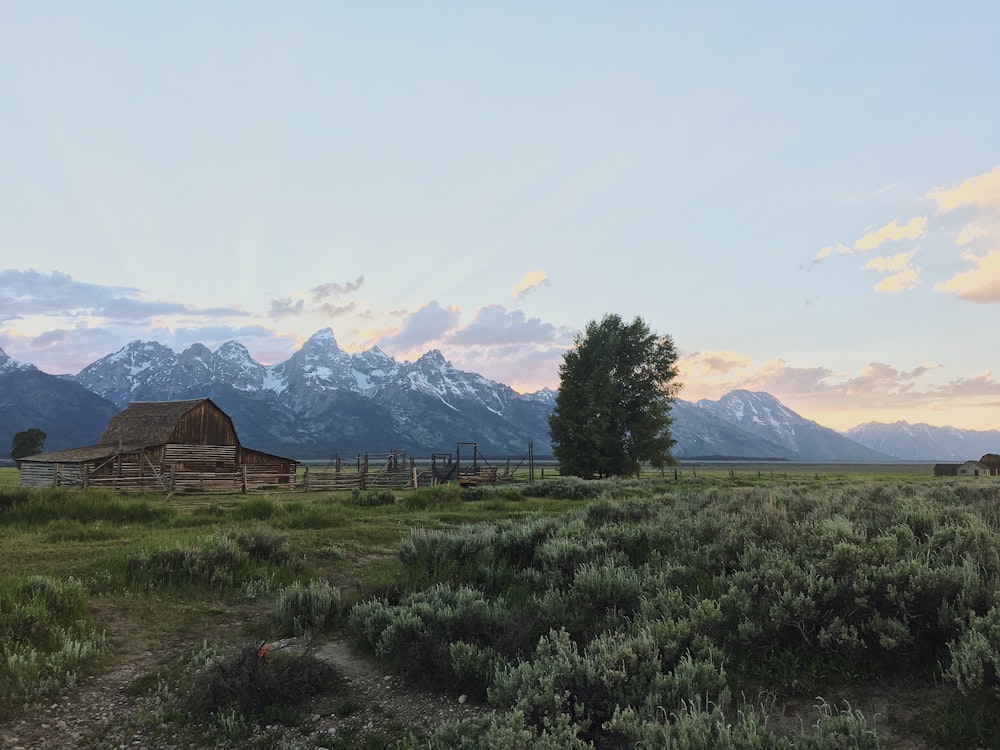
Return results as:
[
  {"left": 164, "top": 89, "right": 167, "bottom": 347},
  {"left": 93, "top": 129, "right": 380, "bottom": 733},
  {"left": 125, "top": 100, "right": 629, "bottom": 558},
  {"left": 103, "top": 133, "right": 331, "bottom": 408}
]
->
[{"left": 0, "top": 613, "right": 488, "bottom": 749}]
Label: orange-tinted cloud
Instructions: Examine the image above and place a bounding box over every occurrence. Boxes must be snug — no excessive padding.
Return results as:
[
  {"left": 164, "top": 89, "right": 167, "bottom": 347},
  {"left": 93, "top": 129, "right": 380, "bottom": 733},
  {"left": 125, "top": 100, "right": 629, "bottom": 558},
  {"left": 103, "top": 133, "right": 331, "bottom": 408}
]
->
[
  {"left": 813, "top": 217, "right": 925, "bottom": 263},
  {"left": 956, "top": 223, "right": 989, "bottom": 245},
  {"left": 863, "top": 250, "right": 920, "bottom": 292},
  {"left": 511, "top": 270, "right": 551, "bottom": 302},
  {"left": 934, "top": 250, "right": 1000, "bottom": 302},
  {"left": 926, "top": 165, "right": 1000, "bottom": 212},
  {"left": 680, "top": 350, "right": 753, "bottom": 376},
  {"left": 853, "top": 216, "right": 928, "bottom": 251}
]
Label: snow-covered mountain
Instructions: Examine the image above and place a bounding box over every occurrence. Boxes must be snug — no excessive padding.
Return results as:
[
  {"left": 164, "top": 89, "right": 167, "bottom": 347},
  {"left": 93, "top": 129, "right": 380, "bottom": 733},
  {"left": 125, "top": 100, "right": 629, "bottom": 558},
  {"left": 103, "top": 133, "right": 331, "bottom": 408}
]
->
[
  {"left": 8, "top": 334, "right": 990, "bottom": 462},
  {"left": 69, "top": 329, "right": 553, "bottom": 458},
  {"left": 846, "top": 421, "right": 1000, "bottom": 461},
  {"left": 682, "top": 390, "right": 892, "bottom": 461},
  {"left": 0, "top": 348, "right": 34, "bottom": 373}
]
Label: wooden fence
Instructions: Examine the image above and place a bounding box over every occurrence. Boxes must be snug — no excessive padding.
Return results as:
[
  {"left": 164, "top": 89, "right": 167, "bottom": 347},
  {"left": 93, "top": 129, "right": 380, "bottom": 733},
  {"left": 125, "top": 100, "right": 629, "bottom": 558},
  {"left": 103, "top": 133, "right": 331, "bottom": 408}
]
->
[
  {"left": 84, "top": 464, "right": 298, "bottom": 494},
  {"left": 34, "top": 444, "right": 538, "bottom": 496}
]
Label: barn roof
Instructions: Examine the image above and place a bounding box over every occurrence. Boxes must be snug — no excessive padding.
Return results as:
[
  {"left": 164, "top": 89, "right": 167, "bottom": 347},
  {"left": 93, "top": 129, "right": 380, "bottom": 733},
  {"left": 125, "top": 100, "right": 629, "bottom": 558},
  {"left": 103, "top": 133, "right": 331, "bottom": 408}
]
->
[{"left": 99, "top": 398, "right": 228, "bottom": 446}]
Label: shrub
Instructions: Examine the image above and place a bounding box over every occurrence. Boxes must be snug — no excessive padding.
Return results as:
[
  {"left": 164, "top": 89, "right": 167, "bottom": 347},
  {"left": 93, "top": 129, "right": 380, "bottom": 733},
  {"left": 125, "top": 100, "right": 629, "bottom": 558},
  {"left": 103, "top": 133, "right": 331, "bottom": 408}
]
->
[
  {"left": 401, "top": 709, "right": 593, "bottom": 750},
  {"left": 232, "top": 497, "right": 283, "bottom": 522},
  {"left": 218, "top": 524, "right": 290, "bottom": 563},
  {"left": 349, "top": 584, "right": 511, "bottom": 680},
  {"left": 520, "top": 476, "right": 608, "bottom": 500},
  {"left": 185, "top": 642, "right": 338, "bottom": 719},
  {"left": 275, "top": 579, "right": 343, "bottom": 636},
  {"left": 120, "top": 525, "right": 294, "bottom": 592},
  {"left": 461, "top": 484, "right": 525, "bottom": 502},
  {"left": 0, "top": 576, "right": 108, "bottom": 715},
  {"left": 946, "top": 605, "right": 1000, "bottom": 698},
  {"left": 401, "top": 484, "right": 464, "bottom": 509},
  {"left": 350, "top": 488, "right": 396, "bottom": 506}
]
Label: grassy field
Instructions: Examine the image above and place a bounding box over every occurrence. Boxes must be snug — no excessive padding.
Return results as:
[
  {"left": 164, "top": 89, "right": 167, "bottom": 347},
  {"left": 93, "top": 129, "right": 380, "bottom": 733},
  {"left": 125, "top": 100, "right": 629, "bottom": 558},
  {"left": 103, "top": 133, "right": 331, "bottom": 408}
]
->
[{"left": 1, "top": 467, "right": 998, "bottom": 748}]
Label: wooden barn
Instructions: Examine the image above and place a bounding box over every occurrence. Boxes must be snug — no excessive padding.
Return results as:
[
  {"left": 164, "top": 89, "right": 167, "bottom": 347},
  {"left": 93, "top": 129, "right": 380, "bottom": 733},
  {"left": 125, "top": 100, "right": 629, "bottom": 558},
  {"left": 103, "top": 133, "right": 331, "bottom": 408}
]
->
[{"left": 19, "top": 398, "right": 297, "bottom": 493}]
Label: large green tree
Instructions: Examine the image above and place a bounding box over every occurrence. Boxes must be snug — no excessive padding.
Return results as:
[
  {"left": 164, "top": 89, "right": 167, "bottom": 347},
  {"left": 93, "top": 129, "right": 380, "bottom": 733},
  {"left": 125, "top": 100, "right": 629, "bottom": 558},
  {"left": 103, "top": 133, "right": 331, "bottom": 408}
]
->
[
  {"left": 11, "top": 427, "right": 46, "bottom": 467},
  {"left": 549, "top": 314, "right": 680, "bottom": 478}
]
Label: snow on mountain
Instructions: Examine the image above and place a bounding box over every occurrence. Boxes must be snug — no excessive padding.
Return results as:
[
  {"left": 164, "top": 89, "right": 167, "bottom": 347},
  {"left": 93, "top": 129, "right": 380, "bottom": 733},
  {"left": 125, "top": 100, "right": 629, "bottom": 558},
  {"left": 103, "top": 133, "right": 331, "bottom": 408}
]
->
[
  {"left": 696, "top": 390, "right": 804, "bottom": 450},
  {"left": 75, "top": 341, "right": 179, "bottom": 406},
  {"left": 19, "top": 332, "right": 980, "bottom": 461},
  {"left": 523, "top": 387, "right": 558, "bottom": 407},
  {"left": 214, "top": 341, "right": 269, "bottom": 392},
  {"left": 0, "top": 346, "right": 34, "bottom": 373},
  {"left": 845, "top": 421, "right": 1000, "bottom": 461},
  {"left": 66, "top": 328, "right": 552, "bottom": 458},
  {"left": 692, "top": 390, "right": 892, "bottom": 461}
]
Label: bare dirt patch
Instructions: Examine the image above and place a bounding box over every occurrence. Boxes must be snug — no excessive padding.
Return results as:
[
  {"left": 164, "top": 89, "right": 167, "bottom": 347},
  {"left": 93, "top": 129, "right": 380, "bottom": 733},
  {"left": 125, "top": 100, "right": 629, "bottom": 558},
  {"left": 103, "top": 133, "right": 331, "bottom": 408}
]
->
[{"left": 0, "top": 600, "right": 488, "bottom": 750}]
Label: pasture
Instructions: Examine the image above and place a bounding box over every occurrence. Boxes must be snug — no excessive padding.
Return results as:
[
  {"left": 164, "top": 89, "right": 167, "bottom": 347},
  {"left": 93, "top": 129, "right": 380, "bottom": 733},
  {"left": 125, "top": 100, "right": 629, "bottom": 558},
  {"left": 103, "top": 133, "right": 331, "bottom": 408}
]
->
[{"left": 1, "top": 465, "right": 998, "bottom": 748}]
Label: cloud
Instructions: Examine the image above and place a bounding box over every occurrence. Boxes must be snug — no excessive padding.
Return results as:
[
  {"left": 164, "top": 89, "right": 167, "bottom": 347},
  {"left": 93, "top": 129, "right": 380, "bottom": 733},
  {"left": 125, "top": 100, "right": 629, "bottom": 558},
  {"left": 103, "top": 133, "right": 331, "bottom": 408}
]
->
[
  {"left": 872, "top": 268, "right": 921, "bottom": 293},
  {"left": 449, "top": 305, "right": 559, "bottom": 346},
  {"left": 852, "top": 217, "right": 928, "bottom": 252},
  {"left": 511, "top": 270, "right": 551, "bottom": 302},
  {"left": 0, "top": 269, "right": 245, "bottom": 324},
  {"left": 451, "top": 343, "right": 568, "bottom": 394},
  {"left": 0, "top": 321, "right": 298, "bottom": 374},
  {"left": 814, "top": 244, "right": 850, "bottom": 261},
  {"left": 927, "top": 165, "right": 1000, "bottom": 212},
  {"left": 678, "top": 349, "right": 944, "bottom": 409},
  {"left": 957, "top": 223, "right": 990, "bottom": 245},
  {"left": 862, "top": 250, "right": 921, "bottom": 293},
  {"left": 933, "top": 250, "right": 1000, "bottom": 302},
  {"left": 311, "top": 275, "right": 365, "bottom": 300},
  {"left": 681, "top": 350, "right": 753, "bottom": 376},
  {"left": 376, "top": 301, "right": 461, "bottom": 353},
  {"left": 813, "top": 217, "right": 926, "bottom": 265},
  {"left": 269, "top": 297, "right": 305, "bottom": 317},
  {"left": 319, "top": 302, "right": 357, "bottom": 317}
]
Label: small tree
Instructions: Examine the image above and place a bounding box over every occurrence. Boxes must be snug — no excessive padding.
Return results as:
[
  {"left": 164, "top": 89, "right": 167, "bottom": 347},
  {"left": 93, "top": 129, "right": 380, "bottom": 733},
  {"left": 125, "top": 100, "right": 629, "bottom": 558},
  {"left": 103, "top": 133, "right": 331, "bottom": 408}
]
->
[
  {"left": 549, "top": 314, "right": 680, "bottom": 478},
  {"left": 11, "top": 428, "right": 47, "bottom": 467}
]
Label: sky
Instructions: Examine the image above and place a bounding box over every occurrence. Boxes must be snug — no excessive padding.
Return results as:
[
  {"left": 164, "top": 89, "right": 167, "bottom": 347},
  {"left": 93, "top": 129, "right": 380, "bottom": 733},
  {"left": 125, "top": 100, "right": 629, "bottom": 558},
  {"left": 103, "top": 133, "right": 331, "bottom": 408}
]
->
[{"left": 2, "top": 2, "right": 1000, "bottom": 432}]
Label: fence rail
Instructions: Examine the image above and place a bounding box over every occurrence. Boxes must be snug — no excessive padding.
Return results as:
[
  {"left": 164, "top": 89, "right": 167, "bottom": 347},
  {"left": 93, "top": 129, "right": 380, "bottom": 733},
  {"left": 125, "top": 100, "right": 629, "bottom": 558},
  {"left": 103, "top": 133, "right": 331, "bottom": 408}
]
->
[{"left": 30, "top": 445, "right": 540, "bottom": 495}]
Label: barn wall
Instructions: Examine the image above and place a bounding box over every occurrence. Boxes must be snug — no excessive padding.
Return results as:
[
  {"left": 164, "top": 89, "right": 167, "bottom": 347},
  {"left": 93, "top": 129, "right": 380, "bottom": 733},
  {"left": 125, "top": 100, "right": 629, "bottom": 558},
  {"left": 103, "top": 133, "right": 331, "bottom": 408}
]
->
[
  {"left": 164, "top": 444, "right": 238, "bottom": 467},
  {"left": 19, "top": 462, "right": 85, "bottom": 488},
  {"left": 169, "top": 401, "right": 240, "bottom": 446}
]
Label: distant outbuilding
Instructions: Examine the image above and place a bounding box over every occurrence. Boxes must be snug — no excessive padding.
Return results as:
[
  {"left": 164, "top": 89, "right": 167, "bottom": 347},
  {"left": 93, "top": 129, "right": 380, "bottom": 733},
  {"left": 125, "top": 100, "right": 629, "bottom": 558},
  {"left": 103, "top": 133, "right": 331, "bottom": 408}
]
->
[
  {"left": 956, "top": 460, "right": 988, "bottom": 478},
  {"left": 19, "top": 398, "right": 297, "bottom": 493}
]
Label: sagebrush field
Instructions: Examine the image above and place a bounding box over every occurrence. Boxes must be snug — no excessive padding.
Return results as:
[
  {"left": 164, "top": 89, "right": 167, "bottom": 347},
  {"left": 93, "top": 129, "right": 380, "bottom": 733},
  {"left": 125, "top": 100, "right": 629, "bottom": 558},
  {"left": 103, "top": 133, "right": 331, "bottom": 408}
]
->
[{"left": 1, "top": 467, "right": 999, "bottom": 748}]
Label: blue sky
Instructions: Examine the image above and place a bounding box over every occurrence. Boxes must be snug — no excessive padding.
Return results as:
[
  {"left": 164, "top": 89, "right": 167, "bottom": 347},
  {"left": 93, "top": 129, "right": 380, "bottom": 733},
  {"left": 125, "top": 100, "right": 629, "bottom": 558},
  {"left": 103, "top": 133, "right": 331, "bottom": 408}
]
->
[{"left": 2, "top": 2, "right": 1000, "bottom": 431}]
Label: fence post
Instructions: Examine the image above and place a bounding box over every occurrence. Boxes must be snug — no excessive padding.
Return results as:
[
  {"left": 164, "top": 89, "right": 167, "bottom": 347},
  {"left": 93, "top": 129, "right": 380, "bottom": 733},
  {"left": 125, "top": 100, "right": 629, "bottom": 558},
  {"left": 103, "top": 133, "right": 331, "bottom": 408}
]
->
[{"left": 241, "top": 465, "right": 248, "bottom": 495}]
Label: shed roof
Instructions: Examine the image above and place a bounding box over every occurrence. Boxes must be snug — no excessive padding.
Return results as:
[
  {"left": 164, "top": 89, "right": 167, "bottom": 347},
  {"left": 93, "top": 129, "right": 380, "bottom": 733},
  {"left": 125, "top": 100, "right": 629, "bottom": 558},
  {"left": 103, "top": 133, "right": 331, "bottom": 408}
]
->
[
  {"left": 20, "top": 444, "right": 127, "bottom": 464},
  {"left": 99, "top": 399, "right": 222, "bottom": 446}
]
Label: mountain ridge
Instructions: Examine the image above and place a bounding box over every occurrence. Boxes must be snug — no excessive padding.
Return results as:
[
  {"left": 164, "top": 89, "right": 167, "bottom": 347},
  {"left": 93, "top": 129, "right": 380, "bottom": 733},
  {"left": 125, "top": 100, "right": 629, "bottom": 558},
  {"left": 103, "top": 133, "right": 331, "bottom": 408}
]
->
[{"left": 2, "top": 331, "right": 995, "bottom": 462}]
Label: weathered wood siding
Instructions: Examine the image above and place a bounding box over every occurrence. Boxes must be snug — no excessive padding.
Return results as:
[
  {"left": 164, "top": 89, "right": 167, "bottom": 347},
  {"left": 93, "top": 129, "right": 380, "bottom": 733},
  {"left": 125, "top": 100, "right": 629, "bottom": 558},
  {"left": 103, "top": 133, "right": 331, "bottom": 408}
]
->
[
  {"left": 164, "top": 444, "right": 238, "bottom": 467},
  {"left": 19, "top": 462, "right": 86, "bottom": 488},
  {"left": 169, "top": 401, "right": 240, "bottom": 446}
]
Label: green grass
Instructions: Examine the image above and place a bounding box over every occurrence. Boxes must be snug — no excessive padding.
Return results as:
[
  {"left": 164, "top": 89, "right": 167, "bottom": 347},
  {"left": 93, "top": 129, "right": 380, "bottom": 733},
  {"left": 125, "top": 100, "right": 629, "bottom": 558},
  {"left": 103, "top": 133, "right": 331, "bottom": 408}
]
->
[{"left": 2, "top": 473, "right": 998, "bottom": 748}]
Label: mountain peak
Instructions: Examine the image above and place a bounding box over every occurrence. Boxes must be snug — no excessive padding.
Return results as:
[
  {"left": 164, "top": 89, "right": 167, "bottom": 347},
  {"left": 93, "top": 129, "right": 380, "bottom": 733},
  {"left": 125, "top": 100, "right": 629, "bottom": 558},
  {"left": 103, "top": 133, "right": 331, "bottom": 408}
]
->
[
  {"left": 215, "top": 340, "right": 256, "bottom": 363},
  {"left": 418, "top": 349, "right": 448, "bottom": 365},
  {"left": 306, "top": 328, "right": 339, "bottom": 347},
  {"left": 0, "top": 346, "right": 34, "bottom": 373}
]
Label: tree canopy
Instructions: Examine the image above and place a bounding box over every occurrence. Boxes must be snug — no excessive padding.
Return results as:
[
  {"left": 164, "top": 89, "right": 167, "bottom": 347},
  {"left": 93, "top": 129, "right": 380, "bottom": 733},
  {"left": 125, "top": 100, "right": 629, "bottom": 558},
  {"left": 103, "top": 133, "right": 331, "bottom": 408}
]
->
[
  {"left": 548, "top": 314, "right": 680, "bottom": 478},
  {"left": 11, "top": 427, "right": 47, "bottom": 467}
]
